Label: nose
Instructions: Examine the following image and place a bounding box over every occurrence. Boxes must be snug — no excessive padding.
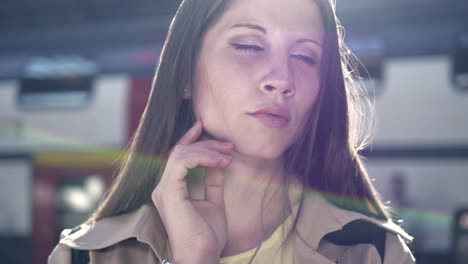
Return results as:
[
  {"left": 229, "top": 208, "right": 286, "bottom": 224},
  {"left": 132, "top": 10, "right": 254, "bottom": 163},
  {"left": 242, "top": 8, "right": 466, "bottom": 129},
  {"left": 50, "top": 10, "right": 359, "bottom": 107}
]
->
[{"left": 259, "top": 63, "right": 295, "bottom": 97}]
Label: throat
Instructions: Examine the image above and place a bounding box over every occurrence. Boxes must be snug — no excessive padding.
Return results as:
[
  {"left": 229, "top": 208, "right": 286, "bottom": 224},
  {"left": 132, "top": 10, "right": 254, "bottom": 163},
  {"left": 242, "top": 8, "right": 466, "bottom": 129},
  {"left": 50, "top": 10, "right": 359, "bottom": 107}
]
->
[
  {"left": 221, "top": 208, "right": 291, "bottom": 258},
  {"left": 221, "top": 232, "right": 267, "bottom": 257}
]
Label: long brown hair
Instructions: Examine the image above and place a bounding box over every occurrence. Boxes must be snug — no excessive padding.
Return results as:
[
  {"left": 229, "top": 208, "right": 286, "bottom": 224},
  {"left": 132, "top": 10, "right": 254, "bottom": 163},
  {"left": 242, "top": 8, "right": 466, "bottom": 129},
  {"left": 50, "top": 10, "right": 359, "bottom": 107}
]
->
[{"left": 89, "top": 0, "right": 390, "bottom": 259}]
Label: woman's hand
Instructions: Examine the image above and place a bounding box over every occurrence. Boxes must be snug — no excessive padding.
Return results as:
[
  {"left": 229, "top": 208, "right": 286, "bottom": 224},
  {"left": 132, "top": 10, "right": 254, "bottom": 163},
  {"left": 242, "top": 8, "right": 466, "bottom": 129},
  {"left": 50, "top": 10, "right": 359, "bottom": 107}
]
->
[{"left": 152, "top": 120, "right": 233, "bottom": 263}]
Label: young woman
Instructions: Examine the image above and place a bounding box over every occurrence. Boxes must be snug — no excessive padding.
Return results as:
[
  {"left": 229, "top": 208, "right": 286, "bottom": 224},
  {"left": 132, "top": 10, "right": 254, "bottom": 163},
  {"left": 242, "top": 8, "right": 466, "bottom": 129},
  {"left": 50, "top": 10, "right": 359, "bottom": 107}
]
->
[{"left": 49, "top": 0, "right": 416, "bottom": 263}]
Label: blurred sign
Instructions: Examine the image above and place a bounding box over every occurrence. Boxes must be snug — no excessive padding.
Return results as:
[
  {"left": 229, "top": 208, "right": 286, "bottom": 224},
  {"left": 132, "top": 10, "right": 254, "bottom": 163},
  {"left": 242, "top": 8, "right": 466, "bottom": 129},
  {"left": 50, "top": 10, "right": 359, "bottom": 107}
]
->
[
  {"left": 18, "top": 76, "right": 93, "bottom": 110},
  {"left": 19, "top": 55, "right": 96, "bottom": 110}
]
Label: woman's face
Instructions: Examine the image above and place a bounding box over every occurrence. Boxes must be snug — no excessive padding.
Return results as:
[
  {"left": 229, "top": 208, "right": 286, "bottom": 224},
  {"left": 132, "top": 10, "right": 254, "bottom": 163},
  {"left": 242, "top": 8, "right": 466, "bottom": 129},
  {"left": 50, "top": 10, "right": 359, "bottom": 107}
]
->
[{"left": 193, "top": 0, "right": 324, "bottom": 159}]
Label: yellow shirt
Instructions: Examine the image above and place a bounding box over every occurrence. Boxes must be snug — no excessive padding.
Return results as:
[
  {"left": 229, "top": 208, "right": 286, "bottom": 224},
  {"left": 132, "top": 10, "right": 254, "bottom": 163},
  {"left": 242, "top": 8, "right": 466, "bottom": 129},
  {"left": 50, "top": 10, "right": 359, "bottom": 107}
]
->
[{"left": 220, "top": 215, "right": 295, "bottom": 264}]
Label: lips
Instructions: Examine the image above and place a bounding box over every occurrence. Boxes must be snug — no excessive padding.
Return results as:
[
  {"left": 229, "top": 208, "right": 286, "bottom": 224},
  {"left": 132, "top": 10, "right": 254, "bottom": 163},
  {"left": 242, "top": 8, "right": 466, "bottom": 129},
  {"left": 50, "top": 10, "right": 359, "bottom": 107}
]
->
[{"left": 248, "top": 105, "right": 291, "bottom": 128}]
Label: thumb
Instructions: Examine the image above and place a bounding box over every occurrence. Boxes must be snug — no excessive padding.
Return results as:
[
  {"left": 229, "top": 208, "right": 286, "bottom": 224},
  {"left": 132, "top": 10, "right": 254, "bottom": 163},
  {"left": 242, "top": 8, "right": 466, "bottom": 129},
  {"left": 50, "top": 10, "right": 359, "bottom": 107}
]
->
[
  {"left": 177, "top": 120, "right": 203, "bottom": 146},
  {"left": 204, "top": 168, "right": 225, "bottom": 208}
]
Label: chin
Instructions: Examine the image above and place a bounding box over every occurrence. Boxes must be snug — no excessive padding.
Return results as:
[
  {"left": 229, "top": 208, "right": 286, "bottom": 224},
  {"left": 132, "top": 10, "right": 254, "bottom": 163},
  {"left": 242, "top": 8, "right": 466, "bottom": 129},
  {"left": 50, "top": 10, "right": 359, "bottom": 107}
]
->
[{"left": 241, "top": 145, "right": 285, "bottom": 160}]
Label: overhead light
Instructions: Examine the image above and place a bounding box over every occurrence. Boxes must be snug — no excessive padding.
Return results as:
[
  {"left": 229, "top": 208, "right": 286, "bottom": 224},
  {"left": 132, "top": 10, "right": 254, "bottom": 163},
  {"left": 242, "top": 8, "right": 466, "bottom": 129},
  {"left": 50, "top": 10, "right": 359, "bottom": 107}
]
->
[{"left": 24, "top": 55, "right": 98, "bottom": 78}]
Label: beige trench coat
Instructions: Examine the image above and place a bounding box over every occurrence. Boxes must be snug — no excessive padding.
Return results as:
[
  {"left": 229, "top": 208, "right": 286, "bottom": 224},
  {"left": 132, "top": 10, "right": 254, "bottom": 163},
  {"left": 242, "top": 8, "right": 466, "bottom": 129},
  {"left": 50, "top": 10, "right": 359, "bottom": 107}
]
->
[{"left": 48, "top": 189, "right": 416, "bottom": 264}]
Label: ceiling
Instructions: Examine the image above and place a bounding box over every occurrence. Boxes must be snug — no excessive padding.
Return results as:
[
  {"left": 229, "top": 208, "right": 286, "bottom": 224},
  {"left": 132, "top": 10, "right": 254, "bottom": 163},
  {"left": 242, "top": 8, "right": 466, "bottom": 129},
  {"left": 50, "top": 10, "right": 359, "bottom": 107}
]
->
[
  {"left": 1, "top": 0, "right": 465, "bottom": 31},
  {"left": 0, "top": 0, "right": 181, "bottom": 31},
  {"left": 0, "top": 0, "right": 467, "bottom": 59}
]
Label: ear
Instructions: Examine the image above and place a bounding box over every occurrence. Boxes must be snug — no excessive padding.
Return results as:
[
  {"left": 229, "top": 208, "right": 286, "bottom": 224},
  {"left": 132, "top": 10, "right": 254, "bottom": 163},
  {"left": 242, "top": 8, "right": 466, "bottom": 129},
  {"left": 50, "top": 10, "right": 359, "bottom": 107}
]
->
[{"left": 183, "top": 88, "right": 192, "bottom": 99}]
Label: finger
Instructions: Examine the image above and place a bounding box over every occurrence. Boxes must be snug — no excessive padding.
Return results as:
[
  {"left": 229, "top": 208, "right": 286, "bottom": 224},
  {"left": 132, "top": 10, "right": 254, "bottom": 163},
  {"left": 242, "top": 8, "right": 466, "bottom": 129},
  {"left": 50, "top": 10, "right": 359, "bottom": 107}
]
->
[
  {"left": 157, "top": 154, "right": 230, "bottom": 203},
  {"left": 204, "top": 167, "right": 226, "bottom": 208},
  {"left": 177, "top": 120, "right": 203, "bottom": 146},
  {"left": 183, "top": 150, "right": 232, "bottom": 170},
  {"left": 193, "top": 140, "right": 234, "bottom": 154},
  {"left": 166, "top": 148, "right": 231, "bottom": 184}
]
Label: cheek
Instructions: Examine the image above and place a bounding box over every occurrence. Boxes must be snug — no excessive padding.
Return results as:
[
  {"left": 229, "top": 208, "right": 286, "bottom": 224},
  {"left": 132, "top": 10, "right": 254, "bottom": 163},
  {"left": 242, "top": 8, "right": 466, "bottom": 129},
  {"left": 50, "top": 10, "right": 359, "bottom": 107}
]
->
[
  {"left": 198, "top": 53, "right": 255, "bottom": 108},
  {"left": 222, "top": 49, "right": 266, "bottom": 78},
  {"left": 193, "top": 70, "right": 239, "bottom": 136},
  {"left": 293, "top": 70, "right": 320, "bottom": 126},
  {"left": 295, "top": 69, "right": 320, "bottom": 107}
]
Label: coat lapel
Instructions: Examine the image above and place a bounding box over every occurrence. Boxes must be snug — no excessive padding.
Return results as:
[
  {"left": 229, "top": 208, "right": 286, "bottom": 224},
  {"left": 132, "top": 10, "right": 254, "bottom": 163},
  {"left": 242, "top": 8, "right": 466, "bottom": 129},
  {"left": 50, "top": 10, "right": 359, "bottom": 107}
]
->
[{"left": 288, "top": 185, "right": 413, "bottom": 263}]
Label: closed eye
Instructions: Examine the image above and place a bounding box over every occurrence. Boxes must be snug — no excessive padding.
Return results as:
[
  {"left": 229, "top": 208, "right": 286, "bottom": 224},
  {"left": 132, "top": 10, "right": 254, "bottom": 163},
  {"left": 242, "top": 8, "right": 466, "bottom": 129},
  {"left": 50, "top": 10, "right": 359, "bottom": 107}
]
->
[
  {"left": 231, "top": 43, "right": 264, "bottom": 52},
  {"left": 292, "top": 54, "right": 317, "bottom": 66}
]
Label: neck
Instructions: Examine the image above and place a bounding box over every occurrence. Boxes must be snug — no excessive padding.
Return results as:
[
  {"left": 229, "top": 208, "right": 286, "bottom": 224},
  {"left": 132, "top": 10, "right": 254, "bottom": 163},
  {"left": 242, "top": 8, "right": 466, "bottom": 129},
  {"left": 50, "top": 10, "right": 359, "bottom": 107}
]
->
[
  {"left": 218, "top": 153, "right": 290, "bottom": 257},
  {"left": 199, "top": 130, "right": 287, "bottom": 209},
  {"left": 196, "top": 132, "right": 292, "bottom": 256},
  {"left": 223, "top": 151, "right": 285, "bottom": 200}
]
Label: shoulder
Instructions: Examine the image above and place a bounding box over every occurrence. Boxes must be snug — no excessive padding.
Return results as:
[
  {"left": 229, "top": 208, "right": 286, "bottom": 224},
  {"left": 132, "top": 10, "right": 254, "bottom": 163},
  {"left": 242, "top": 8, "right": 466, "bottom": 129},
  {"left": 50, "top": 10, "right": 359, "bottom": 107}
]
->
[
  {"left": 314, "top": 194, "right": 416, "bottom": 263},
  {"left": 48, "top": 237, "right": 159, "bottom": 264},
  {"left": 48, "top": 226, "right": 92, "bottom": 264},
  {"left": 289, "top": 188, "right": 415, "bottom": 263},
  {"left": 317, "top": 220, "right": 415, "bottom": 264},
  {"left": 324, "top": 217, "right": 415, "bottom": 264},
  {"left": 383, "top": 231, "right": 416, "bottom": 264},
  {"left": 48, "top": 204, "right": 165, "bottom": 264},
  {"left": 318, "top": 231, "right": 415, "bottom": 264}
]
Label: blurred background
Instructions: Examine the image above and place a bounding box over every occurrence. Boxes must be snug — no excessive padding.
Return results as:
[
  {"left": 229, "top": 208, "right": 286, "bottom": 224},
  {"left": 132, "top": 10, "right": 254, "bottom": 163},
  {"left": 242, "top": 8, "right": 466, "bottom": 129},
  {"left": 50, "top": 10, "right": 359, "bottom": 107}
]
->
[{"left": 0, "top": 0, "right": 467, "bottom": 263}]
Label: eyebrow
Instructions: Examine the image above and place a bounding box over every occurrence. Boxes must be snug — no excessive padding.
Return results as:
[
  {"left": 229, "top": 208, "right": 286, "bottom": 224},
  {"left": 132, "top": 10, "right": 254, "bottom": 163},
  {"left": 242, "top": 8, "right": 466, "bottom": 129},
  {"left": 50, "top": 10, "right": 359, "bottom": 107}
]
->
[
  {"left": 229, "top": 23, "right": 322, "bottom": 48},
  {"left": 297, "top": 38, "right": 322, "bottom": 49},
  {"left": 230, "top": 23, "right": 267, "bottom": 34}
]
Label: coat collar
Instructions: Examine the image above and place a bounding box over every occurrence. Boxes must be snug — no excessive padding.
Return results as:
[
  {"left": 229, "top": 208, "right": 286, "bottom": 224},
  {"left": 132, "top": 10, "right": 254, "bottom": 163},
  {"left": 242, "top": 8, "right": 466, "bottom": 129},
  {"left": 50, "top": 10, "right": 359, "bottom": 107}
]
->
[
  {"left": 59, "top": 185, "right": 412, "bottom": 260},
  {"left": 287, "top": 185, "right": 413, "bottom": 249},
  {"left": 59, "top": 203, "right": 167, "bottom": 260}
]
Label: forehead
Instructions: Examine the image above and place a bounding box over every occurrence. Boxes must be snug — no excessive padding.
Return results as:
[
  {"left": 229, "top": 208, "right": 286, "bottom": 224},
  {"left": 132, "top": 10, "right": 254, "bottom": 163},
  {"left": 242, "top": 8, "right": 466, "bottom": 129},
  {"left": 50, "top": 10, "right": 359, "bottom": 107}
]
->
[{"left": 217, "top": 0, "right": 324, "bottom": 35}]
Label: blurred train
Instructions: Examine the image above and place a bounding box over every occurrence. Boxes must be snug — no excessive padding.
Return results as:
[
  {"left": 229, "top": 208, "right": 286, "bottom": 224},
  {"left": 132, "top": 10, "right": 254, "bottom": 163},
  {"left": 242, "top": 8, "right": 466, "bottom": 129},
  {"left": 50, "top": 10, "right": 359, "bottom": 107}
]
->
[{"left": 0, "top": 44, "right": 467, "bottom": 264}]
